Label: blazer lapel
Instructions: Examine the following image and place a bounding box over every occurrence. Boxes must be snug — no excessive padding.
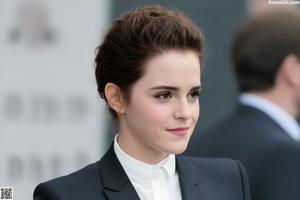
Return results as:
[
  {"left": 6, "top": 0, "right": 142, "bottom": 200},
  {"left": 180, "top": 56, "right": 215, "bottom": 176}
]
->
[
  {"left": 176, "top": 156, "right": 210, "bottom": 200},
  {"left": 99, "top": 144, "right": 140, "bottom": 200}
]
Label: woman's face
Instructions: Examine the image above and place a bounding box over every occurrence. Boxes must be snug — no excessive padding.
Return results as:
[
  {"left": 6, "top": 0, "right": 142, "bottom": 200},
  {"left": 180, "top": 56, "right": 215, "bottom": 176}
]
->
[{"left": 119, "top": 50, "right": 201, "bottom": 163}]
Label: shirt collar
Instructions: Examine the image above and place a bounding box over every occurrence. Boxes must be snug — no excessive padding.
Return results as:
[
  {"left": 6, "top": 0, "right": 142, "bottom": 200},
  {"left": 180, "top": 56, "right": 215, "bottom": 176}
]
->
[
  {"left": 113, "top": 134, "right": 176, "bottom": 185},
  {"left": 239, "top": 93, "right": 300, "bottom": 141}
]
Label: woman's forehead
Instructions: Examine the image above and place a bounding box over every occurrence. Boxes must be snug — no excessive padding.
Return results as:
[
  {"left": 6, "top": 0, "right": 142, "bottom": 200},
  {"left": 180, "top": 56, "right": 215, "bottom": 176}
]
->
[
  {"left": 141, "top": 51, "right": 201, "bottom": 84},
  {"left": 129, "top": 51, "right": 201, "bottom": 93}
]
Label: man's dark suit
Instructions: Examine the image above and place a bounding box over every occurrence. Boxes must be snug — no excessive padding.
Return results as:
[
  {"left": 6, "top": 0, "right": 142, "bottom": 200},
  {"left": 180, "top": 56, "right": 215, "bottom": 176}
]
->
[
  {"left": 34, "top": 143, "right": 251, "bottom": 200},
  {"left": 186, "top": 104, "right": 300, "bottom": 200}
]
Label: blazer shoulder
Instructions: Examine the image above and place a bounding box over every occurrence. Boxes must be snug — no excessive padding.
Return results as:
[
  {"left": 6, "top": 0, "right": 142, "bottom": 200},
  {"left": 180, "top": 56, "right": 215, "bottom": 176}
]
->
[
  {"left": 182, "top": 156, "right": 242, "bottom": 171},
  {"left": 180, "top": 156, "right": 251, "bottom": 200},
  {"left": 33, "top": 161, "right": 104, "bottom": 200}
]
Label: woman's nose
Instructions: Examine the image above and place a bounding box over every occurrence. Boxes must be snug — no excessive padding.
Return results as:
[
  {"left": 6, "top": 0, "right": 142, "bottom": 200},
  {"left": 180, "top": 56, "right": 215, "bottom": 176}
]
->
[{"left": 173, "top": 99, "right": 193, "bottom": 120}]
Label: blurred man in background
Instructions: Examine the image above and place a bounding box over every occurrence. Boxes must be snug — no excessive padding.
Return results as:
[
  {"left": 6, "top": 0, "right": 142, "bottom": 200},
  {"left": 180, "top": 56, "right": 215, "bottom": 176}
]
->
[{"left": 186, "top": 8, "right": 300, "bottom": 200}]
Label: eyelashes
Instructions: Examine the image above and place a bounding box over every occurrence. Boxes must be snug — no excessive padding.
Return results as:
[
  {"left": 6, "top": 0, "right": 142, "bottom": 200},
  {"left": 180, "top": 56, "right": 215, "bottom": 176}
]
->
[
  {"left": 155, "top": 92, "right": 172, "bottom": 99},
  {"left": 154, "top": 90, "right": 200, "bottom": 100},
  {"left": 189, "top": 90, "right": 200, "bottom": 98}
]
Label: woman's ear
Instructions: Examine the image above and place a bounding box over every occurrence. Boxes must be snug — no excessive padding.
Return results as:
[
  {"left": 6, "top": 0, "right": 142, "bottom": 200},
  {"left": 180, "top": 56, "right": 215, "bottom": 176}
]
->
[{"left": 104, "top": 83, "right": 126, "bottom": 114}]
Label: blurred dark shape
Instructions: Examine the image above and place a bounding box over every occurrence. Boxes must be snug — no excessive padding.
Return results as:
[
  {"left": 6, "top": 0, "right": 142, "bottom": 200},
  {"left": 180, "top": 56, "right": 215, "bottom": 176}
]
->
[
  {"left": 7, "top": 156, "right": 23, "bottom": 182},
  {"left": 3, "top": 94, "right": 23, "bottom": 120},
  {"left": 66, "top": 96, "right": 88, "bottom": 122},
  {"left": 2, "top": 94, "right": 90, "bottom": 122},
  {"left": 8, "top": 0, "right": 57, "bottom": 47}
]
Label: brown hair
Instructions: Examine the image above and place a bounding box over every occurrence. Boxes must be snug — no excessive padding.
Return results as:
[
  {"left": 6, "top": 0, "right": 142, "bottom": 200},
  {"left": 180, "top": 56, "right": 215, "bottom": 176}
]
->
[
  {"left": 95, "top": 5, "right": 205, "bottom": 119},
  {"left": 231, "top": 8, "right": 300, "bottom": 92}
]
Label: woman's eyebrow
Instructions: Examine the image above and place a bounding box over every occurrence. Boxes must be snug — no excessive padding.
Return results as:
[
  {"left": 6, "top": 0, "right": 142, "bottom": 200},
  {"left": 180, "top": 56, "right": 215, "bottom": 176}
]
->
[
  {"left": 149, "top": 85, "right": 202, "bottom": 91},
  {"left": 190, "top": 85, "right": 202, "bottom": 91},
  {"left": 150, "top": 86, "right": 179, "bottom": 91}
]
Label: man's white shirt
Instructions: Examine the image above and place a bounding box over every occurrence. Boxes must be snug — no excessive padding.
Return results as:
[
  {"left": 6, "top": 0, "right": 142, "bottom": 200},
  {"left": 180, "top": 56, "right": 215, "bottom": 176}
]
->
[{"left": 239, "top": 93, "right": 300, "bottom": 141}]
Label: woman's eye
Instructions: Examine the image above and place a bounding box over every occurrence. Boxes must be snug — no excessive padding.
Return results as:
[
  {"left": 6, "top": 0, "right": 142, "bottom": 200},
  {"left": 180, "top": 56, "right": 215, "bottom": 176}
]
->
[
  {"left": 155, "top": 92, "right": 172, "bottom": 99},
  {"left": 189, "top": 91, "right": 200, "bottom": 99}
]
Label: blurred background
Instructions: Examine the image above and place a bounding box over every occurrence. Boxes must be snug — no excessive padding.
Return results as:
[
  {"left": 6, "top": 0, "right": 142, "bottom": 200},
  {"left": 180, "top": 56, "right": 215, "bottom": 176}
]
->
[{"left": 0, "top": 0, "right": 297, "bottom": 199}]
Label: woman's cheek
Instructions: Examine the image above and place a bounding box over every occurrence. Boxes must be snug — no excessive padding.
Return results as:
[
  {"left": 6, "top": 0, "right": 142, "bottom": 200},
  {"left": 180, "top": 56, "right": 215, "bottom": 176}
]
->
[{"left": 141, "top": 102, "right": 172, "bottom": 124}]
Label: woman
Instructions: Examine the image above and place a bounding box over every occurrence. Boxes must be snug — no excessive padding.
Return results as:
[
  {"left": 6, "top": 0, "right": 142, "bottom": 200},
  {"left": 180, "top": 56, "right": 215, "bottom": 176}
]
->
[{"left": 34, "top": 5, "right": 251, "bottom": 200}]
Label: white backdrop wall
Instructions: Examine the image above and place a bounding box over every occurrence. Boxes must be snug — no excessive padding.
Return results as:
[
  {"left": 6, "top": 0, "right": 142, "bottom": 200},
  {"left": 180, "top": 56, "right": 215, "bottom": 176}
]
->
[{"left": 0, "top": 0, "right": 110, "bottom": 199}]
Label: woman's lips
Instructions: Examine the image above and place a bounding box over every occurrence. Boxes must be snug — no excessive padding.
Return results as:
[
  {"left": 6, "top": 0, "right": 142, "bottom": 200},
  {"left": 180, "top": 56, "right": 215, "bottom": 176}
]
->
[{"left": 166, "top": 127, "right": 189, "bottom": 136}]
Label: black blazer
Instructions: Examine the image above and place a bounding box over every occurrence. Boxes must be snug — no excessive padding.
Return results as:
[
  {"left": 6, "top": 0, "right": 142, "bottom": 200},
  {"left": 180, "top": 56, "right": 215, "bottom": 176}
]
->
[
  {"left": 34, "top": 143, "right": 251, "bottom": 200},
  {"left": 186, "top": 104, "right": 300, "bottom": 200}
]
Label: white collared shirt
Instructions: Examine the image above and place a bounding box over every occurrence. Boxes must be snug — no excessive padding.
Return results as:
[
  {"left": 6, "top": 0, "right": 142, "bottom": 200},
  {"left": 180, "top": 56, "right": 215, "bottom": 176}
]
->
[
  {"left": 239, "top": 93, "right": 300, "bottom": 141},
  {"left": 113, "top": 135, "right": 182, "bottom": 200}
]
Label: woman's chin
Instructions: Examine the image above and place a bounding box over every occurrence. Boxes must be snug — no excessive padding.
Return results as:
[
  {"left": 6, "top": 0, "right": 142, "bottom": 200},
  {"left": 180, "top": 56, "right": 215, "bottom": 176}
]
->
[{"left": 164, "top": 142, "right": 189, "bottom": 155}]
